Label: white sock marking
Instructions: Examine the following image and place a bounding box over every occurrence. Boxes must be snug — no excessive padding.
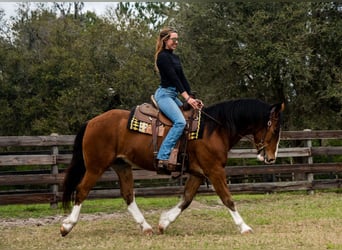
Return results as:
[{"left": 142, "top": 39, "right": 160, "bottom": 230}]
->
[
  {"left": 127, "top": 198, "right": 152, "bottom": 232},
  {"left": 62, "top": 204, "right": 82, "bottom": 232},
  {"left": 228, "top": 208, "right": 253, "bottom": 233},
  {"left": 159, "top": 200, "right": 182, "bottom": 230}
]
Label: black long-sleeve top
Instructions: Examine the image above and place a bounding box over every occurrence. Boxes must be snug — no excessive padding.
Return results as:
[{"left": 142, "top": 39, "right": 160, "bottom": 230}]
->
[{"left": 157, "top": 49, "right": 191, "bottom": 94}]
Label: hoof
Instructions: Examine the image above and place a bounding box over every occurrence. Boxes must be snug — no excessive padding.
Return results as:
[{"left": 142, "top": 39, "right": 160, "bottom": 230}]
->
[
  {"left": 241, "top": 228, "right": 253, "bottom": 234},
  {"left": 60, "top": 226, "right": 69, "bottom": 237},
  {"left": 143, "top": 228, "right": 154, "bottom": 236},
  {"left": 158, "top": 225, "right": 165, "bottom": 235}
]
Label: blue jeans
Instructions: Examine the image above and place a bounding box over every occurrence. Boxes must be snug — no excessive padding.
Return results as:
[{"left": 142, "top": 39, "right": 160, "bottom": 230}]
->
[{"left": 154, "top": 86, "right": 186, "bottom": 161}]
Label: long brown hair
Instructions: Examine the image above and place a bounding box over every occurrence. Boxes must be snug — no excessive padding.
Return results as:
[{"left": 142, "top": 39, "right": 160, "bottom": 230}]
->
[{"left": 154, "top": 27, "right": 178, "bottom": 72}]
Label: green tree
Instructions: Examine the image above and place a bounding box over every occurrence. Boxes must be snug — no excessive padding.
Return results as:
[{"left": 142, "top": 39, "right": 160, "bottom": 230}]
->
[
  {"left": 302, "top": 2, "right": 342, "bottom": 129},
  {"left": 0, "top": 2, "right": 340, "bottom": 136},
  {"left": 177, "top": 2, "right": 341, "bottom": 130}
]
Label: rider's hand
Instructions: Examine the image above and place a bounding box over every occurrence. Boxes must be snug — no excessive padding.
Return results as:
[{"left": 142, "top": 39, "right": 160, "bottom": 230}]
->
[
  {"left": 187, "top": 97, "right": 203, "bottom": 110},
  {"left": 196, "top": 99, "right": 204, "bottom": 110}
]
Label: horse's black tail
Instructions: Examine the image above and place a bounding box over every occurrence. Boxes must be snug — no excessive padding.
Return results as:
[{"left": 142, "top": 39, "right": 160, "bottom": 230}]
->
[{"left": 62, "top": 123, "right": 88, "bottom": 211}]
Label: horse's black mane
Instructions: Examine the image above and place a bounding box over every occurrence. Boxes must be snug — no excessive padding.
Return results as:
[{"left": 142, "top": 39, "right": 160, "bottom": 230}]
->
[{"left": 203, "top": 98, "right": 271, "bottom": 137}]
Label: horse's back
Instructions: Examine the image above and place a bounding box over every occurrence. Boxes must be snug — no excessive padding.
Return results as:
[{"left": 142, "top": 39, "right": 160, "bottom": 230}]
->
[
  {"left": 83, "top": 109, "right": 155, "bottom": 170},
  {"left": 87, "top": 109, "right": 130, "bottom": 131},
  {"left": 84, "top": 108, "right": 129, "bottom": 143}
]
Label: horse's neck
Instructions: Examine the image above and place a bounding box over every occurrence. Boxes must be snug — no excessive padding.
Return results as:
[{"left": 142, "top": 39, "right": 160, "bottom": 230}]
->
[{"left": 226, "top": 123, "right": 258, "bottom": 150}]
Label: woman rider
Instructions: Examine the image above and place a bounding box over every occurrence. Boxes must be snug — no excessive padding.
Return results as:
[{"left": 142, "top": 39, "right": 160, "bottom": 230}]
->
[{"left": 154, "top": 27, "right": 203, "bottom": 173}]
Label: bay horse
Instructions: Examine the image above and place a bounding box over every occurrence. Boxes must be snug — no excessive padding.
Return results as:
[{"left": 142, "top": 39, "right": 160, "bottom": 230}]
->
[{"left": 60, "top": 98, "right": 284, "bottom": 236}]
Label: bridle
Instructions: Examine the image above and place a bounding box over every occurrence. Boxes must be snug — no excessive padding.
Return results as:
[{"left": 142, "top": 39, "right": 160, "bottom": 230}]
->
[
  {"left": 244, "top": 112, "right": 281, "bottom": 155},
  {"left": 255, "top": 120, "right": 273, "bottom": 154}
]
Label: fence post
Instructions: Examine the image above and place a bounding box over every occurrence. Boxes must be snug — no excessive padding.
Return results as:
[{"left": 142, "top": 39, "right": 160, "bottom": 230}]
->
[
  {"left": 50, "top": 133, "right": 59, "bottom": 208},
  {"left": 304, "top": 129, "right": 314, "bottom": 195}
]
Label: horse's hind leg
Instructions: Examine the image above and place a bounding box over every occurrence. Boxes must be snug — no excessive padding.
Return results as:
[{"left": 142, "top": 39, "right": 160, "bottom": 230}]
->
[
  {"left": 115, "top": 163, "right": 153, "bottom": 235},
  {"left": 61, "top": 170, "right": 103, "bottom": 236},
  {"left": 158, "top": 174, "right": 204, "bottom": 234},
  {"left": 208, "top": 167, "right": 253, "bottom": 234}
]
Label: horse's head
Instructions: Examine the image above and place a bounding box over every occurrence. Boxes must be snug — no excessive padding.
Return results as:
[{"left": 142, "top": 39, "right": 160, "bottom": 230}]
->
[{"left": 254, "top": 102, "right": 285, "bottom": 164}]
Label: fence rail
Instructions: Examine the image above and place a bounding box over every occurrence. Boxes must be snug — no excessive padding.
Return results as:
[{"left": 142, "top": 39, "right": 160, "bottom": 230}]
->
[{"left": 0, "top": 130, "right": 341, "bottom": 206}]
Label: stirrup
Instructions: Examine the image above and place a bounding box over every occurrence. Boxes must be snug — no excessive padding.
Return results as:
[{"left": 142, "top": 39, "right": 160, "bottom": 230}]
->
[{"left": 160, "top": 160, "right": 180, "bottom": 171}]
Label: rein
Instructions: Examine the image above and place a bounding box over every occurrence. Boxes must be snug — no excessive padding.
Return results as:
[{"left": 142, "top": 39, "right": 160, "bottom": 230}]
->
[
  {"left": 201, "top": 108, "right": 270, "bottom": 153},
  {"left": 201, "top": 110, "right": 223, "bottom": 126}
]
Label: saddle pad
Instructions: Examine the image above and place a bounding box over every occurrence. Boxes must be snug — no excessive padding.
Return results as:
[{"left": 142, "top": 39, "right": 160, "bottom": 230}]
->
[{"left": 128, "top": 106, "right": 165, "bottom": 137}]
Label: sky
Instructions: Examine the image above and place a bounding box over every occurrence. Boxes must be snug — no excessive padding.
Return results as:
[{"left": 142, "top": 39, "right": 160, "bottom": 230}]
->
[{"left": 0, "top": 2, "right": 117, "bottom": 19}]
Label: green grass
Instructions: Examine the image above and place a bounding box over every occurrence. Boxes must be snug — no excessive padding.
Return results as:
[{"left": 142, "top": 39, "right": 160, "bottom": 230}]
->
[
  {"left": 0, "top": 193, "right": 273, "bottom": 219},
  {"left": 0, "top": 191, "right": 339, "bottom": 219},
  {"left": 0, "top": 195, "right": 183, "bottom": 218},
  {"left": 0, "top": 191, "right": 341, "bottom": 250}
]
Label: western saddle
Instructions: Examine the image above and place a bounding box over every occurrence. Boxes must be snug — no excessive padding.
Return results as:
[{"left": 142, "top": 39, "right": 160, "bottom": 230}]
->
[{"left": 129, "top": 95, "right": 201, "bottom": 175}]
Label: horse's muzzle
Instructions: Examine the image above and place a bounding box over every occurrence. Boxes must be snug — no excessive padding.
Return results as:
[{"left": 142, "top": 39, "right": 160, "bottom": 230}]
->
[
  {"left": 257, "top": 151, "right": 275, "bottom": 164},
  {"left": 265, "top": 158, "right": 275, "bottom": 164}
]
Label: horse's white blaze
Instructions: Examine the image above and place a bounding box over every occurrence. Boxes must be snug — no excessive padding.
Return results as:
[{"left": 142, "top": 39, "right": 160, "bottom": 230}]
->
[
  {"left": 62, "top": 204, "right": 82, "bottom": 232},
  {"left": 228, "top": 208, "right": 253, "bottom": 234},
  {"left": 274, "top": 134, "right": 281, "bottom": 158},
  {"left": 127, "top": 198, "right": 152, "bottom": 232},
  {"left": 158, "top": 200, "right": 182, "bottom": 230}
]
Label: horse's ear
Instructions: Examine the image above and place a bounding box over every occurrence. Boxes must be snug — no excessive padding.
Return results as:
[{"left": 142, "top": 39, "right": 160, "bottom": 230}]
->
[{"left": 270, "top": 102, "right": 285, "bottom": 114}]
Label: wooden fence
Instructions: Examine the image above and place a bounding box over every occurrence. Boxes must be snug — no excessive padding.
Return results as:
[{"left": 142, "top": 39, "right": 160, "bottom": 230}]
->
[{"left": 0, "top": 130, "right": 341, "bottom": 207}]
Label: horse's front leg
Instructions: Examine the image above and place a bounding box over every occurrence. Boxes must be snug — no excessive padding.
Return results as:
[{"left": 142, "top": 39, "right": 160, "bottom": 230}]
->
[
  {"left": 115, "top": 165, "right": 153, "bottom": 235},
  {"left": 127, "top": 197, "right": 153, "bottom": 235},
  {"left": 208, "top": 167, "right": 253, "bottom": 234},
  {"left": 158, "top": 174, "right": 203, "bottom": 234},
  {"left": 228, "top": 207, "right": 253, "bottom": 234}
]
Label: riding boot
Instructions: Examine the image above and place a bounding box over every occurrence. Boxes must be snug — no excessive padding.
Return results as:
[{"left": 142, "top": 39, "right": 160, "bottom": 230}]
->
[{"left": 156, "top": 160, "right": 171, "bottom": 175}]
